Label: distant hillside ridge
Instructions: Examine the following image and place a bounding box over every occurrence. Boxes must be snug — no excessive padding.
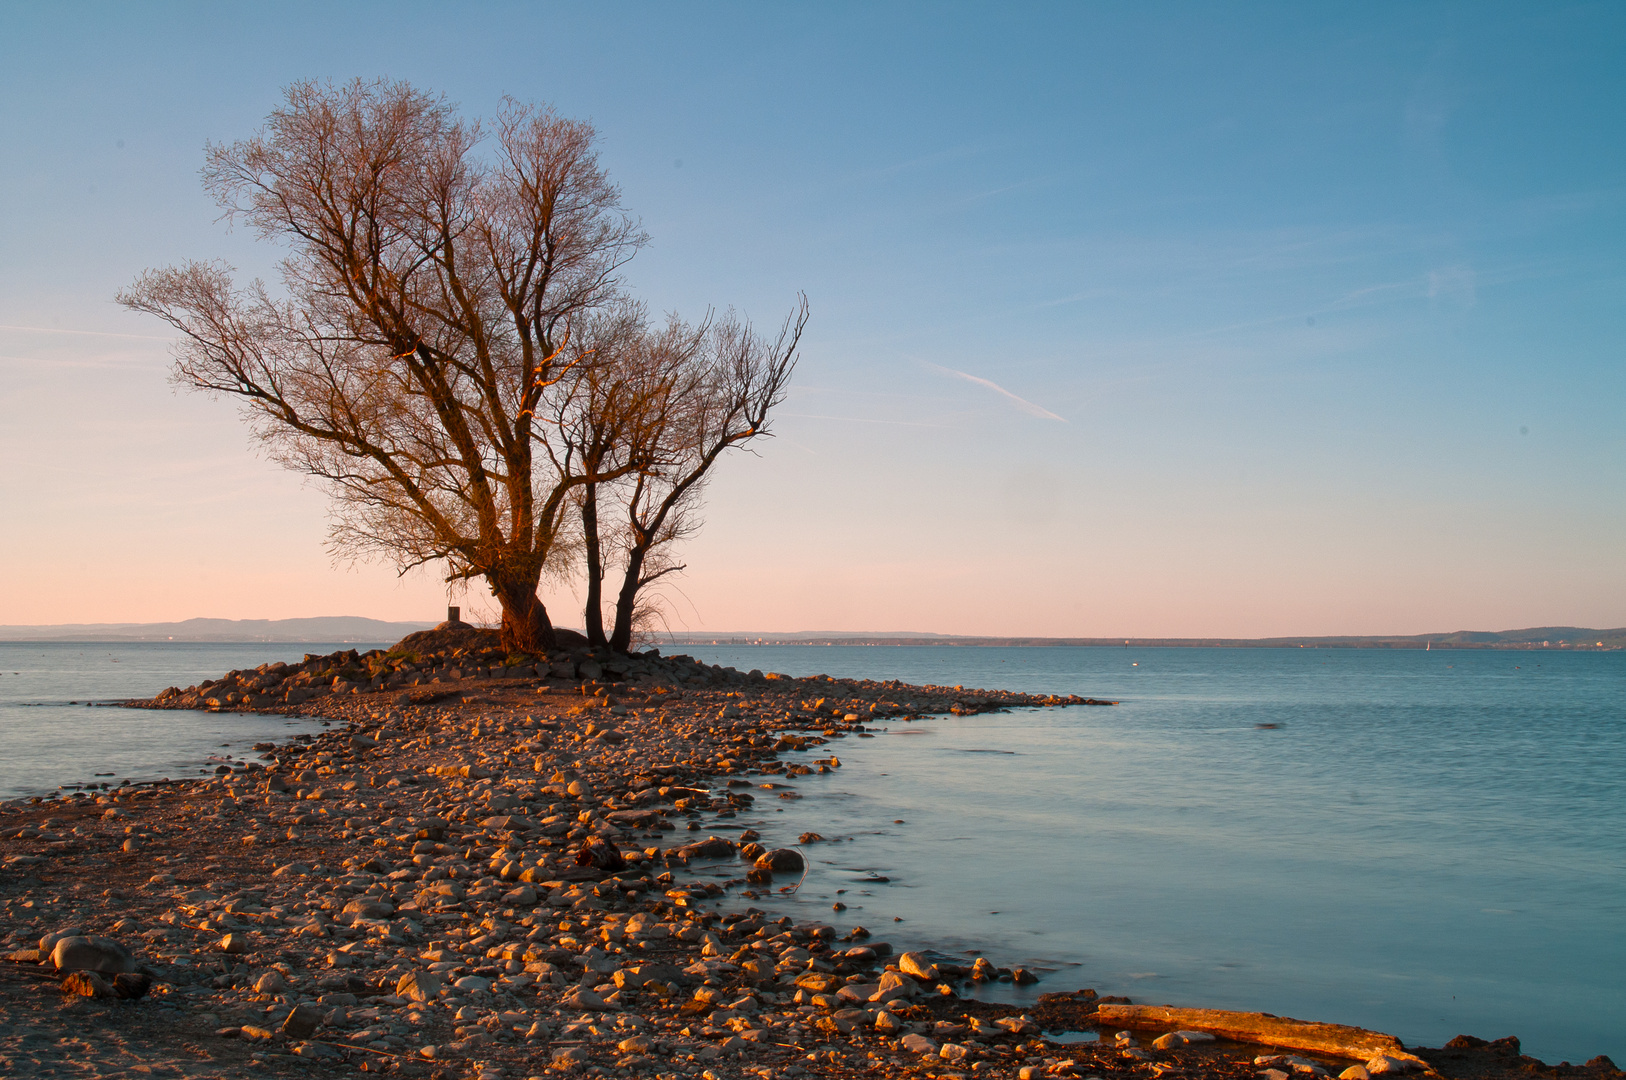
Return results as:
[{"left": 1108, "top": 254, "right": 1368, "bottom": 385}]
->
[
  {"left": 653, "top": 626, "right": 1626, "bottom": 650},
  {"left": 0, "top": 616, "right": 436, "bottom": 643}
]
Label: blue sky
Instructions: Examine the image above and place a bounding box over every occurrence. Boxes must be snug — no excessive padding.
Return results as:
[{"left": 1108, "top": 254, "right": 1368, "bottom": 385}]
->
[{"left": 2, "top": 2, "right": 1622, "bottom": 635}]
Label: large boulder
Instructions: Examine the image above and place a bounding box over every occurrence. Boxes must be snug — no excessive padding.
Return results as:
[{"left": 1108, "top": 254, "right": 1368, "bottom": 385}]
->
[
  {"left": 37, "top": 927, "right": 85, "bottom": 954},
  {"left": 282, "top": 1003, "right": 325, "bottom": 1039},
  {"left": 50, "top": 936, "right": 137, "bottom": 974},
  {"left": 871, "top": 970, "right": 920, "bottom": 1003},
  {"left": 898, "top": 951, "right": 940, "bottom": 982},
  {"left": 754, "top": 848, "right": 804, "bottom": 874},
  {"left": 390, "top": 625, "right": 501, "bottom": 656}
]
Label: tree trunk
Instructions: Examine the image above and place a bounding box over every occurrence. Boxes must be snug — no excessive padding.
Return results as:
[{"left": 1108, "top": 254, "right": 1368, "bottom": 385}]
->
[
  {"left": 494, "top": 578, "right": 557, "bottom": 654},
  {"left": 607, "top": 546, "right": 646, "bottom": 655},
  {"left": 1092, "top": 1005, "right": 1427, "bottom": 1068},
  {"left": 581, "top": 484, "right": 607, "bottom": 648}
]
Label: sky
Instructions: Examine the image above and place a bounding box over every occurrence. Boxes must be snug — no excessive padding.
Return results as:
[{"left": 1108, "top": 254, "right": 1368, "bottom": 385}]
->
[{"left": 1, "top": 2, "right": 1623, "bottom": 637}]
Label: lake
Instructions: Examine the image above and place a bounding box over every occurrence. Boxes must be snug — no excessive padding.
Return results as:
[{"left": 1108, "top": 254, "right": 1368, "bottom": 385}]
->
[
  {"left": 674, "top": 644, "right": 1625, "bottom": 1066},
  {"left": 2, "top": 640, "right": 1620, "bottom": 1064}
]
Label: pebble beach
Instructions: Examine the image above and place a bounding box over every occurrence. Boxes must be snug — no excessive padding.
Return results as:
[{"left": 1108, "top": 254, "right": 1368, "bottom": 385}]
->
[{"left": 0, "top": 629, "right": 1615, "bottom": 1080}]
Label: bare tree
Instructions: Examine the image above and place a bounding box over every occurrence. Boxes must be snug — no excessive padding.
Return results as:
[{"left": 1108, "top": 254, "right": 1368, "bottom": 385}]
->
[
  {"left": 118, "top": 79, "right": 647, "bottom": 652},
  {"left": 579, "top": 299, "right": 807, "bottom": 654},
  {"left": 550, "top": 302, "right": 695, "bottom": 647}
]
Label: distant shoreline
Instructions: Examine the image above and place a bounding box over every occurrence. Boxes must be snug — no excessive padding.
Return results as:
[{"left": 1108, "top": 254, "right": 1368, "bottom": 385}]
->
[
  {"left": 652, "top": 633, "right": 1625, "bottom": 651},
  {"left": 2, "top": 617, "right": 1622, "bottom": 650}
]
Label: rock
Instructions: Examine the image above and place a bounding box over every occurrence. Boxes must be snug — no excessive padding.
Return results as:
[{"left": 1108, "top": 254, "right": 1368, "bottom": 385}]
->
[
  {"left": 1012, "top": 966, "right": 1040, "bottom": 985},
  {"left": 396, "top": 970, "right": 443, "bottom": 1002},
  {"left": 112, "top": 972, "right": 152, "bottom": 999},
  {"left": 414, "top": 881, "right": 466, "bottom": 909},
  {"left": 940, "top": 1043, "right": 969, "bottom": 1062},
  {"left": 753, "top": 848, "right": 804, "bottom": 874},
  {"left": 900, "top": 1033, "right": 938, "bottom": 1055},
  {"left": 575, "top": 836, "right": 626, "bottom": 871},
  {"left": 342, "top": 898, "right": 394, "bottom": 920},
  {"left": 218, "top": 933, "right": 248, "bottom": 954},
  {"left": 1340, "top": 1068, "right": 1371, "bottom": 1080},
  {"left": 1365, "top": 1055, "right": 1423, "bottom": 1075},
  {"left": 38, "top": 927, "right": 87, "bottom": 954},
  {"left": 240, "top": 1025, "right": 275, "bottom": 1041},
  {"left": 613, "top": 963, "right": 685, "bottom": 990},
  {"left": 281, "top": 1002, "right": 324, "bottom": 1040},
  {"left": 675, "top": 835, "right": 736, "bottom": 859},
  {"left": 995, "top": 1016, "right": 1039, "bottom": 1035},
  {"left": 563, "top": 987, "right": 612, "bottom": 1011},
  {"left": 502, "top": 885, "right": 538, "bottom": 906},
  {"left": 567, "top": 779, "right": 593, "bottom": 797},
  {"left": 618, "top": 1034, "right": 653, "bottom": 1054},
  {"left": 61, "top": 970, "right": 113, "bottom": 998},
  {"left": 875, "top": 1011, "right": 906, "bottom": 1033},
  {"left": 871, "top": 970, "right": 920, "bottom": 1003},
  {"left": 794, "top": 972, "right": 842, "bottom": 994},
  {"left": 51, "top": 936, "right": 137, "bottom": 974},
  {"left": 293, "top": 1042, "right": 340, "bottom": 1060},
  {"left": 272, "top": 862, "right": 312, "bottom": 878},
  {"left": 453, "top": 975, "right": 492, "bottom": 992},
  {"left": 1444, "top": 1036, "right": 1521, "bottom": 1055},
  {"left": 898, "top": 952, "right": 940, "bottom": 982},
  {"left": 254, "top": 970, "right": 287, "bottom": 994},
  {"left": 552, "top": 1046, "right": 590, "bottom": 1066}
]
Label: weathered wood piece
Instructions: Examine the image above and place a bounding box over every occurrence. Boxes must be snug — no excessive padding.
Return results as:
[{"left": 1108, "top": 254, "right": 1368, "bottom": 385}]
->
[{"left": 1094, "top": 1004, "right": 1431, "bottom": 1069}]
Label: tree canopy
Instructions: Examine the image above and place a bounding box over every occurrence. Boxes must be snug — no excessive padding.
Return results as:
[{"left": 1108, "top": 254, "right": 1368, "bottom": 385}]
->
[{"left": 120, "top": 79, "right": 802, "bottom": 652}]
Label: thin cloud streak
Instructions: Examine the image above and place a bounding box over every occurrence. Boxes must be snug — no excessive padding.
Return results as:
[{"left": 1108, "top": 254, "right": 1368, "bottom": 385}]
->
[
  {"left": 923, "top": 362, "right": 1068, "bottom": 422},
  {"left": 782, "top": 412, "right": 946, "bottom": 429}
]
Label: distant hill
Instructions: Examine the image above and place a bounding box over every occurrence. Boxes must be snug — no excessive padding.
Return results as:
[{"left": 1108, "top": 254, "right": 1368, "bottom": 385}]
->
[
  {"left": 654, "top": 626, "right": 1626, "bottom": 650},
  {"left": 0, "top": 617, "right": 436, "bottom": 643}
]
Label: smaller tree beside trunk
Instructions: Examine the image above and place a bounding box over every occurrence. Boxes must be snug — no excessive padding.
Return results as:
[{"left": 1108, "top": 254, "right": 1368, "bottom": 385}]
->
[{"left": 575, "top": 299, "right": 807, "bottom": 653}]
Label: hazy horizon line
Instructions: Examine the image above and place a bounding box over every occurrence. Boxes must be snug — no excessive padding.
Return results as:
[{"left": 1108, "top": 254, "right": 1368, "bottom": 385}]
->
[{"left": 1, "top": 615, "right": 1622, "bottom": 647}]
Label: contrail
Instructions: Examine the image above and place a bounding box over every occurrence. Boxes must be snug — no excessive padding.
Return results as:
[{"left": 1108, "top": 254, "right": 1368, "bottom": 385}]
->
[{"left": 925, "top": 362, "right": 1067, "bottom": 422}]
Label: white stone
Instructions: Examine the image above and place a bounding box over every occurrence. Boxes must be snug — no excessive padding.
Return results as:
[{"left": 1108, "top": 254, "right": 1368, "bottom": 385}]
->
[{"left": 1365, "top": 1055, "right": 1423, "bottom": 1075}]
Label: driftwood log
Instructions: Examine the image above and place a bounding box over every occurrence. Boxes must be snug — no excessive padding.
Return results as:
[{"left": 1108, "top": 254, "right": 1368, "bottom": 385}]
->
[{"left": 1095, "top": 1004, "right": 1431, "bottom": 1069}]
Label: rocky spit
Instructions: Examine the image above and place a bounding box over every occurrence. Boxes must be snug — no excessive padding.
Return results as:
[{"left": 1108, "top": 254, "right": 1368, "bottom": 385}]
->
[{"left": 0, "top": 634, "right": 1614, "bottom": 1080}]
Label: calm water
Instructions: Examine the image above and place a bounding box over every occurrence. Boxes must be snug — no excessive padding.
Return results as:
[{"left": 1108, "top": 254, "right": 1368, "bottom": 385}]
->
[
  {"left": 675, "top": 645, "right": 1626, "bottom": 1065},
  {"left": 3, "top": 641, "right": 1622, "bottom": 1062},
  {"left": 0, "top": 641, "right": 371, "bottom": 798}
]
